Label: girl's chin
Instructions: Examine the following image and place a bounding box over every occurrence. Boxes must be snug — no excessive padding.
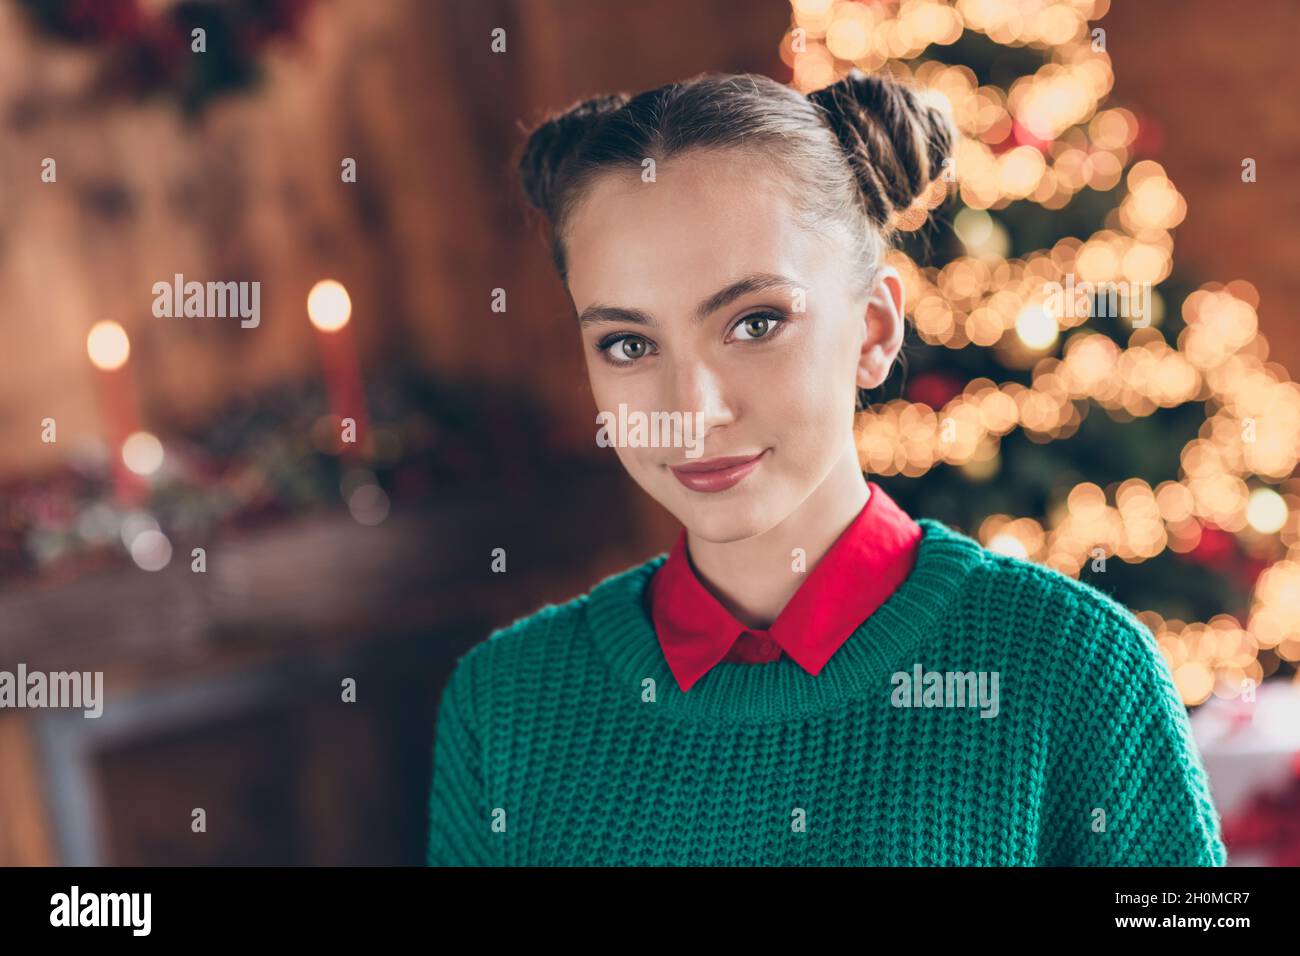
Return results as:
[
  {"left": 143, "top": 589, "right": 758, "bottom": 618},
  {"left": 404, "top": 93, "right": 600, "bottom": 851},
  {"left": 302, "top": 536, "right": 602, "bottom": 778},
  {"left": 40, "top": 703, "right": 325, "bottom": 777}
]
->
[{"left": 669, "top": 496, "right": 778, "bottom": 545}]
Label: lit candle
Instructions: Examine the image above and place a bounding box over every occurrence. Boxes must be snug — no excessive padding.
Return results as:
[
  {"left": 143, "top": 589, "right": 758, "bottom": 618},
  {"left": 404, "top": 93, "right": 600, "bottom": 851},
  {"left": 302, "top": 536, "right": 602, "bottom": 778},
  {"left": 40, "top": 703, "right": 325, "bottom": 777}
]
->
[
  {"left": 307, "top": 279, "right": 370, "bottom": 460},
  {"left": 86, "top": 320, "right": 146, "bottom": 504}
]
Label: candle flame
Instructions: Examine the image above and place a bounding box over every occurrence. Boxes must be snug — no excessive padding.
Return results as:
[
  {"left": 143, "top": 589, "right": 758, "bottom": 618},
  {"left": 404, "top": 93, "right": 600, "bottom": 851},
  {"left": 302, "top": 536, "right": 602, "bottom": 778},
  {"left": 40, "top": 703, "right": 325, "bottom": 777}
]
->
[
  {"left": 308, "top": 280, "right": 352, "bottom": 332},
  {"left": 87, "top": 321, "right": 130, "bottom": 370}
]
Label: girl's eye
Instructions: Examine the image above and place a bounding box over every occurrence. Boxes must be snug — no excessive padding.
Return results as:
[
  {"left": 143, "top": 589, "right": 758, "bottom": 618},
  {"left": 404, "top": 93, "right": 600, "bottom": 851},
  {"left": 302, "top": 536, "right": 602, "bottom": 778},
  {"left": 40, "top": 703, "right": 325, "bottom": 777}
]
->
[
  {"left": 596, "top": 334, "right": 653, "bottom": 365},
  {"left": 732, "top": 311, "right": 786, "bottom": 341},
  {"left": 595, "top": 311, "right": 786, "bottom": 365}
]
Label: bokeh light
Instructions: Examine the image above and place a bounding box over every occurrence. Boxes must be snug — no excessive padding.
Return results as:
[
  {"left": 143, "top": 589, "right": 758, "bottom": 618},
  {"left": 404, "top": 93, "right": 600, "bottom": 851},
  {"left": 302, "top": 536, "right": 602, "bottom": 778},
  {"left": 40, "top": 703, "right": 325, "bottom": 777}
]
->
[
  {"left": 307, "top": 279, "right": 353, "bottom": 332},
  {"left": 87, "top": 321, "right": 130, "bottom": 371}
]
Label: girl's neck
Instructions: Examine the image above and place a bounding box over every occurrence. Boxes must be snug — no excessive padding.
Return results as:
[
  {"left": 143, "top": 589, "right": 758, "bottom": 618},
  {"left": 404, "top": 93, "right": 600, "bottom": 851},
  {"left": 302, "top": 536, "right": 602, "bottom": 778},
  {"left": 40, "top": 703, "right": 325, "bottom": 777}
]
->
[{"left": 684, "top": 444, "right": 871, "bottom": 630}]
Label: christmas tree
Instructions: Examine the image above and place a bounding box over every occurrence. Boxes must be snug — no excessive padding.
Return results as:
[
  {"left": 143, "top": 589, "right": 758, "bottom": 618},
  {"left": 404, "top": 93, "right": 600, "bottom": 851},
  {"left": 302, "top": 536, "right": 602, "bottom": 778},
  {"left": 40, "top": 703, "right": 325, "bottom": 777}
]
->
[{"left": 782, "top": 0, "right": 1300, "bottom": 707}]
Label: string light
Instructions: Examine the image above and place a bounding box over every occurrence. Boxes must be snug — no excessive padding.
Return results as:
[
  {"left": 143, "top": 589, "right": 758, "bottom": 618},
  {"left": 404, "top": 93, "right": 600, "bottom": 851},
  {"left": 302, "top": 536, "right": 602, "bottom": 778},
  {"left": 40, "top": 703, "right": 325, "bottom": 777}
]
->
[
  {"left": 1246, "top": 488, "right": 1288, "bottom": 535},
  {"left": 801, "top": 0, "right": 1297, "bottom": 704}
]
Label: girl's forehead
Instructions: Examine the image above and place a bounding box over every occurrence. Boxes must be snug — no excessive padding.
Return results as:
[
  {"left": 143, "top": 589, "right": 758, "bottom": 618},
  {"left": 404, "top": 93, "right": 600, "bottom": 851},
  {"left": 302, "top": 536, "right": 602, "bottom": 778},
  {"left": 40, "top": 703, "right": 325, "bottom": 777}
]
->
[
  {"left": 566, "top": 162, "right": 831, "bottom": 317},
  {"left": 571, "top": 151, "right": 793, "bottom": 234}
]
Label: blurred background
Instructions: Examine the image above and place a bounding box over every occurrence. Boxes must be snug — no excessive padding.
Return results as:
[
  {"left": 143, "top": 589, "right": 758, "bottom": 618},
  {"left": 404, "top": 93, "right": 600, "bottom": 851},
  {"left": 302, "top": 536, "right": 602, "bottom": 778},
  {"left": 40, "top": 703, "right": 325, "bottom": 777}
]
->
[{"left": 0, "top": 0, "right": 1297, "bottom": 866}]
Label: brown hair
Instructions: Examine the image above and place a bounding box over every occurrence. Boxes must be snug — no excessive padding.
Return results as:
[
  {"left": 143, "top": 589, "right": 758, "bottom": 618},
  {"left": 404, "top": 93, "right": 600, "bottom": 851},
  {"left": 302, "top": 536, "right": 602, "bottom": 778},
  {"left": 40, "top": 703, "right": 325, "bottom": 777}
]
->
[{"left": 515, "top": 69, "right": 956, "bottom": 410}]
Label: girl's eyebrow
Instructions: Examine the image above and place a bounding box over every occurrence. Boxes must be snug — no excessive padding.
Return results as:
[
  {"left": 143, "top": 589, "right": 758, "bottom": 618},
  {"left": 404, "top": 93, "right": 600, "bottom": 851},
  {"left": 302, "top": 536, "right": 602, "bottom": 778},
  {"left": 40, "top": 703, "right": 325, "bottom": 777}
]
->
[{"left": 577, "top": 272, "right": 799, "bottom": 328}]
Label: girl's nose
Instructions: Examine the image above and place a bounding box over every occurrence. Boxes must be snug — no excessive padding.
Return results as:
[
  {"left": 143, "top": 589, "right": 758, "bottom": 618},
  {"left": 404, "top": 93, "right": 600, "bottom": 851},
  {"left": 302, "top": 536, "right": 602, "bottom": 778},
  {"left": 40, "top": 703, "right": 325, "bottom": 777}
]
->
[{"left": 671, "top": 356, "right": 736, "bottom": 435}]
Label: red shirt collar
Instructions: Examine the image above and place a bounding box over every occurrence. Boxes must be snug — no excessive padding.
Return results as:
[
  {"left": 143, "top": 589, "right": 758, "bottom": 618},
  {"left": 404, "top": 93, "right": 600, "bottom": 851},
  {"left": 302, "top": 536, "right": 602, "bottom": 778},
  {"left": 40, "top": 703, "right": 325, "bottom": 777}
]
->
[{"left": 646, "top": 481, "right": 922, "bottom": 692}]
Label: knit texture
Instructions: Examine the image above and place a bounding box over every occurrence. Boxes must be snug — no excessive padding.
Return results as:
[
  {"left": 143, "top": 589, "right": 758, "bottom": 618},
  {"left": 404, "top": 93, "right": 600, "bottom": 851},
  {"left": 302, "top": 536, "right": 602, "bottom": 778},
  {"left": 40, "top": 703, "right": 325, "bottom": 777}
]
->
[{"left": 426, "top": 517, "right": 1227, "bottom": 866}]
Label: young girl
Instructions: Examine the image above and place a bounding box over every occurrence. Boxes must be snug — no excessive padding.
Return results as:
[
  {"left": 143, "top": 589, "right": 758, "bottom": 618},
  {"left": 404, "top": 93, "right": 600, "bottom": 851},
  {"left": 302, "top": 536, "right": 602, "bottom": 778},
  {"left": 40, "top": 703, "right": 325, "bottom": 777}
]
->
[{"left": 426, "top": 70, "right": 1226, "bottom": 867}]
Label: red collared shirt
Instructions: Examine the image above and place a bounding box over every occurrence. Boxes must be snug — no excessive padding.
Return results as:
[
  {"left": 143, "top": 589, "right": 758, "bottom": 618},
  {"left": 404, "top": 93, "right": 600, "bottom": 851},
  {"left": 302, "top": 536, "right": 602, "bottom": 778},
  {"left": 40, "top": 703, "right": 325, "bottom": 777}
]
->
[{"left": 645, "top": 481, "right": 922, "bottom": 692}]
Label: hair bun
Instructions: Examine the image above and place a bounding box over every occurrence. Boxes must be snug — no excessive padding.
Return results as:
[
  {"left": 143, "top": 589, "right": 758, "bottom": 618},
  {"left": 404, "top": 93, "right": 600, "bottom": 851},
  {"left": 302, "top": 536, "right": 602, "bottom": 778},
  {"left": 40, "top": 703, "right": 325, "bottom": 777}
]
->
[
  {"left": 807, "top": 69, "right": 956, "bottom": 230},
  {"left": 517, "top": 92, "right": 630, "bottom": 220}
]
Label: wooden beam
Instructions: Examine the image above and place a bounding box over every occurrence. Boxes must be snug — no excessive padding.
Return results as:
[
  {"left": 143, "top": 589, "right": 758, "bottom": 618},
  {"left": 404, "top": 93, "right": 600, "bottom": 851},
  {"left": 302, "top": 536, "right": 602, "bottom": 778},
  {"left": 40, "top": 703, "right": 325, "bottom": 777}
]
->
[{"left": 0, "top": 713, "right": 58, "bottom": 865}]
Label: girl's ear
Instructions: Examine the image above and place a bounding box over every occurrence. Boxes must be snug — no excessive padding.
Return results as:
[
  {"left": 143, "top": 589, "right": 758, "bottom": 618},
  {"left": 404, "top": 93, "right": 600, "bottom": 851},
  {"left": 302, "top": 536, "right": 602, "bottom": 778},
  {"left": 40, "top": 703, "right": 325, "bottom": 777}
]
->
[{"left": 855, "top": 265, "right": 906, "bottom": 391}]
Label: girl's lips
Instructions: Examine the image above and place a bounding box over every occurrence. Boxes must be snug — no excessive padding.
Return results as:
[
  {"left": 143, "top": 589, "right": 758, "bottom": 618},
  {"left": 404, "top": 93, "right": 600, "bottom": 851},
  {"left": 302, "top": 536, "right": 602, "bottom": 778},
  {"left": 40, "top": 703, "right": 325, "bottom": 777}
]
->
[{"left": 669, "top": 449, "right": 768, "bottom": 493}]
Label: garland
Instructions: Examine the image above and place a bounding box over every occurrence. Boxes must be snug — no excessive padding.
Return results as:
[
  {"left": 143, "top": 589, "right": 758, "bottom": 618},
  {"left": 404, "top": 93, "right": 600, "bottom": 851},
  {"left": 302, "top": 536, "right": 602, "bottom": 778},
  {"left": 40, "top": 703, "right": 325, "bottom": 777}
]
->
[{"left": 17, "top": 0, "right": 314, "bottom": 114}]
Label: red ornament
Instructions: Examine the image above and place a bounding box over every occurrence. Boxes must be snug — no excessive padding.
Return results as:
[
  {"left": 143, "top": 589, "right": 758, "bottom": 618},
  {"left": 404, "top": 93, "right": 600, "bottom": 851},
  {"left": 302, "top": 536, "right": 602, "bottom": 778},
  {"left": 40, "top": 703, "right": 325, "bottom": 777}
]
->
[
  {"left": 1010, "top": 119, "right": 1051, "bottom": 154},
  {"left": 905, "top": 372, "right": 965, "bottom": 410},
  {"left": 1220, "top": 769, "right": 1300, "bottom": 865},
  {"left": 1237, "top": 555, "right": 1271, "bottom": 591},
  {"left": 1131, "top": 114, "right": 1164, "bottom": 158},
  {"left": 1185, "top": 524, "right": 1236, "bottom": 570}
]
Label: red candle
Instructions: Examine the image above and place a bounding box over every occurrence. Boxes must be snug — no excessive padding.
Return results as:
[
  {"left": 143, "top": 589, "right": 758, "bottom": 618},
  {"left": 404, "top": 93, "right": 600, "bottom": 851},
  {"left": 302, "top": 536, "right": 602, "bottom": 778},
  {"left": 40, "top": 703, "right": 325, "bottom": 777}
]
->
[
  {"left": 86, "top": 321, "right": 147, "bottom": 505},
  {"left": 307, "top": 280, "right": 370, "bottom": 461}
]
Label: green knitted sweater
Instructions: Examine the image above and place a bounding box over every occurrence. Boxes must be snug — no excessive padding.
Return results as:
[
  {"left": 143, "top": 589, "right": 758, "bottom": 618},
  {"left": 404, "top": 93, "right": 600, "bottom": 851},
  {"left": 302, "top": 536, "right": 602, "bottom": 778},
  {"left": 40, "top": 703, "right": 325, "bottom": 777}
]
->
[{"left": 426, "top": 517, "right": 1226, "bottom": 866}]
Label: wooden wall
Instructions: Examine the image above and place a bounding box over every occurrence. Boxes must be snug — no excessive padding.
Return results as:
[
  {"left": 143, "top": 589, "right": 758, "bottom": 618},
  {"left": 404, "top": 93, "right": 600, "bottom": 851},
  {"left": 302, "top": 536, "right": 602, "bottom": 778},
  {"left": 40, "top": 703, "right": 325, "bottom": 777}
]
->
[
  {"left": 0, "top": 0, "right": 789, "bottom": 481},
  {"left": 1103, "top": 0, "right": 1300, "bottom": 375},
  {"left": 1, "top": 0, "right": 1295, "bottom": 481}
]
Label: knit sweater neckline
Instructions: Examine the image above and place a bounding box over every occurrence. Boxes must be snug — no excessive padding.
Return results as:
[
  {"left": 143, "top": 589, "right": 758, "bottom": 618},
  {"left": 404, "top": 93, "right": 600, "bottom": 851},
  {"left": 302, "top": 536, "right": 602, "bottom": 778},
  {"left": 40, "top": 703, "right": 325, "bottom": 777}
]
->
[{"left": 582, "top": 517, "right": 990, "bottom": 723}]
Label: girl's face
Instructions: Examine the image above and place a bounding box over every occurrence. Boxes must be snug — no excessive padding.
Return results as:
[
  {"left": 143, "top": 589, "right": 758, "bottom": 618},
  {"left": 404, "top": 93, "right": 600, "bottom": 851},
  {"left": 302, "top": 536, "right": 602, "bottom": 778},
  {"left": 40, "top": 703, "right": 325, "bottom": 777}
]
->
[{"left": 564, "top": 149, "right": 904, "bottom": 544}]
